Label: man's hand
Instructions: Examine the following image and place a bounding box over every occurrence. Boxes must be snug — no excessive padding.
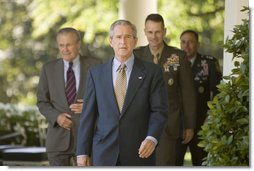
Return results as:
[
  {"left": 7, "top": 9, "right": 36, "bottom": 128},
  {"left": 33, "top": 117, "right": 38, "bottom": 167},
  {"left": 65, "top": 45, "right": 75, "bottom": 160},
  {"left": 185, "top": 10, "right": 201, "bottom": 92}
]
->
[
  {"left": 70, "top": 99, "right": 84, "bottom": 114},
  {"left": 56, "top": 113, "right": 72, "bottom": 130},
  {"left": 181, "top": 128, "right": 194, "bottom": 144},
  {"left": 77, "top": 156, "right": 91, "bottom": 166},
  {"left": 138, "top": 139, "right": 156, "bottom": 158}
]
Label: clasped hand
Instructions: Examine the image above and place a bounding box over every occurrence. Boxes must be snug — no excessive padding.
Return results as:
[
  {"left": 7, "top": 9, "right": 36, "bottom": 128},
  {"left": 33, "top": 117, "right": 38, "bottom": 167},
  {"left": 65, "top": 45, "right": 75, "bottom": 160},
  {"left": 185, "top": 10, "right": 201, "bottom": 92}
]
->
[{"left": 57, "top": 99, "right": 84, "bottom": 130}]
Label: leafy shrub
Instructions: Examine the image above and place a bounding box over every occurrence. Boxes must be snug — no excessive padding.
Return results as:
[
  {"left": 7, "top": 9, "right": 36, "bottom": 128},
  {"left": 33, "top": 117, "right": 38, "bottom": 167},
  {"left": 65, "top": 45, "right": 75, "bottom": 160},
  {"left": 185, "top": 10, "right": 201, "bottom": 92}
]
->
[
  {"left": 198, "top": 7, "right": 249, "bottom": 166},
  {"left": 0, "top": 103, "right": 47, "bottom": 147}
]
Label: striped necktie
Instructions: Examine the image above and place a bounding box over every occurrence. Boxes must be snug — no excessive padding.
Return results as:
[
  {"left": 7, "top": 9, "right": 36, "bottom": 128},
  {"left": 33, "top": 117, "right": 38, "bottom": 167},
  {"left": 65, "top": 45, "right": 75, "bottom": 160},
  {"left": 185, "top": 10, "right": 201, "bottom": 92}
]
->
[
  {"left": 114, "top": 64, "right": 127, "bottom": 112},
  {"left": 65, "top": 62, "right": 76, "bottom": 105}
]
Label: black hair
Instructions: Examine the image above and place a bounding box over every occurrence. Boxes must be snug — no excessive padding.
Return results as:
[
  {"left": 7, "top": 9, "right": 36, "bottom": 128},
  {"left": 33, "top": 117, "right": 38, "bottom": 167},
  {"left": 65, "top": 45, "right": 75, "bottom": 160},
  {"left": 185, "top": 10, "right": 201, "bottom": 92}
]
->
[
  {"left": 145, "top": 13, "right": 165, "bottom": 27},
  {"left": 180, "top": 29, "right": 199, "bottom": 41}
]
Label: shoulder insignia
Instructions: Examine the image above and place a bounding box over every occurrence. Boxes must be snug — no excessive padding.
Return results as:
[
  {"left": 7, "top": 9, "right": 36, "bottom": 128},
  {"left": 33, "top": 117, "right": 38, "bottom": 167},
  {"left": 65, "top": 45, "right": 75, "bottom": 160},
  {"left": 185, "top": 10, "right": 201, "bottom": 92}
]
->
[
  {"left": 201, "top": 55, "right": 215, "bottom": 60},
  {"left": 201, "top": 55, "right": 221, "bottom": 72}
]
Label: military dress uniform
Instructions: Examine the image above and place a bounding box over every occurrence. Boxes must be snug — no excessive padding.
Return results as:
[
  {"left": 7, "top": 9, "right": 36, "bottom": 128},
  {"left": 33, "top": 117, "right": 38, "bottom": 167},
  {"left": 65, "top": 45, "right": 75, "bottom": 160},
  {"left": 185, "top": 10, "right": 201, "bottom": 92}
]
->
[
  {"left": 175, "top": 53, "right": 222, "bottom": 166},
  {"left": 134, "top": 43, "right": 196, "bottom": 166}
]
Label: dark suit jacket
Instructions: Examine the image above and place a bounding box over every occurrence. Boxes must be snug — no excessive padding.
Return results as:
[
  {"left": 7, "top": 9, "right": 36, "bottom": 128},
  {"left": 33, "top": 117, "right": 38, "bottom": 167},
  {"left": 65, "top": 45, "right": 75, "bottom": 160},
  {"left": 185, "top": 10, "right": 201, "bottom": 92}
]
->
[
  {"left": 134, "top": 43, "right": 196, "bottom": 139},
  {"left": 77, "top": 57, "right": 168, "bottom": 166},
  {"left": 191, "top": 53, "right": 222, "bottom": 130},
  {"left": 37, "top": 55, "right": 100, "bottom": 153}
]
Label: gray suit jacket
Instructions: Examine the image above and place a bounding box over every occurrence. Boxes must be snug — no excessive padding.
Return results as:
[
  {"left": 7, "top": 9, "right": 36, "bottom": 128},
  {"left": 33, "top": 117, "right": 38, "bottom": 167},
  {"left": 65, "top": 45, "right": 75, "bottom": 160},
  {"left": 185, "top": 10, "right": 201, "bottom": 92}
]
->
[
  {"left": 77, "top": 57, "right": 168, "bottom": 166},
  {"left": 37, "top": 55, "right": 100, "bottom": 153}
]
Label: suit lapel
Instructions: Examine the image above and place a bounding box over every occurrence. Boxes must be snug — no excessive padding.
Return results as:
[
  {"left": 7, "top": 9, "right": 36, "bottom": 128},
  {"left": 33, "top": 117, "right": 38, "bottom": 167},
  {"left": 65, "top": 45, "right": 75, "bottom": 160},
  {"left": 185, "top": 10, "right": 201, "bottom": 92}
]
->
[
  {"left": 121, "top": 58, "right": 145, "bottom": 116},
  {"left": 54, "top": 59, "right": 69, "bottom": 106},
  {"left": 102, "top": 59, "right": 121, "bottom": 115},
  {"left": 143, "top": 46, "right": 153, "bottom": 62},
  {"left": 76, "top": 57, "right": 88, "bottom": 100}
]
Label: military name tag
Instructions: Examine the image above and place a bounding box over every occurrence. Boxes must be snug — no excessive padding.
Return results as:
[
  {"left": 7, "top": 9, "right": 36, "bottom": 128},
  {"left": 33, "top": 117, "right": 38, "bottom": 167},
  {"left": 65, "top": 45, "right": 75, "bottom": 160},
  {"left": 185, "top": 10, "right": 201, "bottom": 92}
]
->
[
  {"left": 198, "top": 86, "right": 204, "bottom": 93},
  {"left": 173, "top": 65, "right": 178, "bottom": 71},
  {"left": 194, "top": 76, "right": 200, "bottom": 81},
  {"left": 168, "top": 78, "right": 174, "bottom": 86}
]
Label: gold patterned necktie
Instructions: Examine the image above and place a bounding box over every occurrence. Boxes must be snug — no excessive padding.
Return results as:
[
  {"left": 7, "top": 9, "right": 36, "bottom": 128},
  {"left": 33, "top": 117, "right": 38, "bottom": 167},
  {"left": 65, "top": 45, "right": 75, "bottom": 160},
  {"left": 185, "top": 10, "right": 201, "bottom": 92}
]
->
[{"left": 114, "top": 64, "right": 127, "bottom": 112}]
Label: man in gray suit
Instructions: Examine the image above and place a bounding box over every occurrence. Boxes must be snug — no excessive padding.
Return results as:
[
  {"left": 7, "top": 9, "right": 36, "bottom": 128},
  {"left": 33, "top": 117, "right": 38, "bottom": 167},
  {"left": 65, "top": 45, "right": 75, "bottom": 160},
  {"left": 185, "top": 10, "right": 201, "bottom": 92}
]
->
[
  {"left": 134, "top": 14, "right": 196, "bottom": 166},
  {"left": 37, "top": 27, "right": 100, "bottom": 166},
  {"left": 76, "top": 20, "right": 168, "bottom": 166}
]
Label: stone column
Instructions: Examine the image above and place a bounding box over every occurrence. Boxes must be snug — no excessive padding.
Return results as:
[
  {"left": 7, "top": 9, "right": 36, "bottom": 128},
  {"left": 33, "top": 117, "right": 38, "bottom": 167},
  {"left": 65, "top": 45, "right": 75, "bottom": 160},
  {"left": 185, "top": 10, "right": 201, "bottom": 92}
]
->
[
  {"left": 119, "top": 0, "right": 157, "bottom": 46},
  {"left": 223, "top": 0, "right": 248, "bottom": 76}
]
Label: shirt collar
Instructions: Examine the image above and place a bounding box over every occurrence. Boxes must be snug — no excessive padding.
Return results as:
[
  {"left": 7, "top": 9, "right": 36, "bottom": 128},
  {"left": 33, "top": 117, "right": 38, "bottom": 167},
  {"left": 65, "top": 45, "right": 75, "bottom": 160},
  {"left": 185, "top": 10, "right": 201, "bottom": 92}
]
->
[
  {"left": 189, "top": 55, "right": 197, "bottom": 66},
  {"left": 149, "top": 44, "right": 164, "bottom": 58},
  {"left": 113, "top": 54, "right": 134, "bottom": 72},
  {"left": 63, "top": 55, "right": 80, "bottom": 68}
]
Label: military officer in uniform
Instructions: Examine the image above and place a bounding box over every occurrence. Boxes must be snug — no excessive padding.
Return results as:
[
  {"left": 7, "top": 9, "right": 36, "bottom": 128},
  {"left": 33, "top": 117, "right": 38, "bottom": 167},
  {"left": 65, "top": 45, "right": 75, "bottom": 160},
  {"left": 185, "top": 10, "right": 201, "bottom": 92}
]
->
[
  {"left": 176, "top": 29, "right": 222, "bottom": 166},
  {"left": 134, "top": 14, "right": 196, "bottom": 166}
]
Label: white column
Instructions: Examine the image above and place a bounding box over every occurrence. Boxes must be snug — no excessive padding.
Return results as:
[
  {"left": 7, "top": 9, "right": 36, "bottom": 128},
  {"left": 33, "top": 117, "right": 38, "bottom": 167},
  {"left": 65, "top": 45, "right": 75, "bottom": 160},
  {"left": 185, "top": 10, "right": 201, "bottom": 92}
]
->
[
  {"left": 223, "top": 0, "right": 248, "bottom": 76},
  {"left": 119, "top": 0, "right": 157, "bottom": 46}
]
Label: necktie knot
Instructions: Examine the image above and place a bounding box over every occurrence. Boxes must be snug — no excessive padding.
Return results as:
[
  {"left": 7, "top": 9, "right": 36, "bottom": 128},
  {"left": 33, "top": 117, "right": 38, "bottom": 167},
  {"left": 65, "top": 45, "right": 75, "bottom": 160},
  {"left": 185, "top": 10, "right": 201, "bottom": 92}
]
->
[
  {"left": 68, "top": 61, "right": 73, "bottom": 69},
  {"left": 118, "top": 64, "right": 126, "bottom": 72}
]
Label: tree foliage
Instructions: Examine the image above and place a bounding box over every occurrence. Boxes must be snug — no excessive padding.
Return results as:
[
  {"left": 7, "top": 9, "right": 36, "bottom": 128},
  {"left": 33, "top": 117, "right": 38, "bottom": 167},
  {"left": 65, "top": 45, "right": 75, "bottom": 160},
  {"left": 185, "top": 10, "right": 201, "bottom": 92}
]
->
[
  {"left": 0, "top": 0, "right": 38, "bottom": 104},
  {"left": 198, "top": 7, "right": 249, "bottom": 166},
  {"left": 0, "top": 103, "right": 46, "bottom": 146},
  {"left": 158, "top": 0, "right": 224, "bottom": 58},
  {"left": 29, "top": 0, "right": 118, "bottom": 43}
]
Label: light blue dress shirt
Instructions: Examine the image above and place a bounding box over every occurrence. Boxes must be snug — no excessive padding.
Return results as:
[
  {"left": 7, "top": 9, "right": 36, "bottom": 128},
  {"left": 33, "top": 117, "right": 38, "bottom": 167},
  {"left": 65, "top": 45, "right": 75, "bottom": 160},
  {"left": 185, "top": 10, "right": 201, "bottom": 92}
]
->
[{"left": 112, "top": 54, "right": 134, "bottom": 88}]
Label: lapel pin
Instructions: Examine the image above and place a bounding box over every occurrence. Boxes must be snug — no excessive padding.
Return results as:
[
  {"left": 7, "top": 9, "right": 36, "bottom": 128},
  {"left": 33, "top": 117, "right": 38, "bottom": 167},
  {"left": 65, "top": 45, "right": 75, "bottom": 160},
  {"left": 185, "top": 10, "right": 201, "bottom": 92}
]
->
[{"left": 138, "top": 76, "right": 142, "bottom": 80}]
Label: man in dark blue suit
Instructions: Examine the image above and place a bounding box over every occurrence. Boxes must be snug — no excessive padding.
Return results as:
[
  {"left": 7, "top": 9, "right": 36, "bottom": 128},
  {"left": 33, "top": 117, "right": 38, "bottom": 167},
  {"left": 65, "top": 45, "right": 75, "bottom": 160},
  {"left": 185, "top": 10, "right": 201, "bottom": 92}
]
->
[{"left": 76, "top": 20, "right": 168, "bottom": 166}]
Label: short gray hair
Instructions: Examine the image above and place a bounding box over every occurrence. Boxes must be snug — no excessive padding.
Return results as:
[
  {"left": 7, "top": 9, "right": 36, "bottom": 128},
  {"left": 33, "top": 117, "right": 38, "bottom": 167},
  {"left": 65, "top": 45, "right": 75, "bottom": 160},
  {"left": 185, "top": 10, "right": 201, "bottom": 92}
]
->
[
  {"left": 57, "top": 27, "right": 81, "bottom": 42},
  {"left": 109, "top": 20, "right": 137, "bottom": 38}
]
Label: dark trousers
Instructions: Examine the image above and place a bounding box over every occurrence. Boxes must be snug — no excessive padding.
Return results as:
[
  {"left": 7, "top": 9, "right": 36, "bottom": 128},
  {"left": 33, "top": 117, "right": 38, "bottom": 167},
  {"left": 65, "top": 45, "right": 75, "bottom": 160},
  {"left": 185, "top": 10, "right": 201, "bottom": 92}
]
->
[
  {"left": 116, "top": 156, "right": 121, "bottom": 166},
  {"left": 47, "top": 131, "right": 77, "bottom": 166},
  {"left": 175, "top": 134, "right": 207, "bottom": 166},
  {"left": 116, "top": 154, "right": 155, "bottom": 166},
  {"left": 156, "top": 138, "right": 176, "bottom": 166},
  {"left": 47, "top": 152, "right": 77, "bottom": 166}
]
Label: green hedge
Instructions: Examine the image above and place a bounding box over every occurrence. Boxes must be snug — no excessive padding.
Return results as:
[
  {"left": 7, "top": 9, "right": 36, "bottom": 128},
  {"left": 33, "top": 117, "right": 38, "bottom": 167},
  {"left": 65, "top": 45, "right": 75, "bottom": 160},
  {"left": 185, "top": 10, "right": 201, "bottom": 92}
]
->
[
  {"left": 0, "top": 103, "right": 47, "bottom": 147},
  {"left": 198, "top": 7, "right": 249, "bottom": 166}
]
